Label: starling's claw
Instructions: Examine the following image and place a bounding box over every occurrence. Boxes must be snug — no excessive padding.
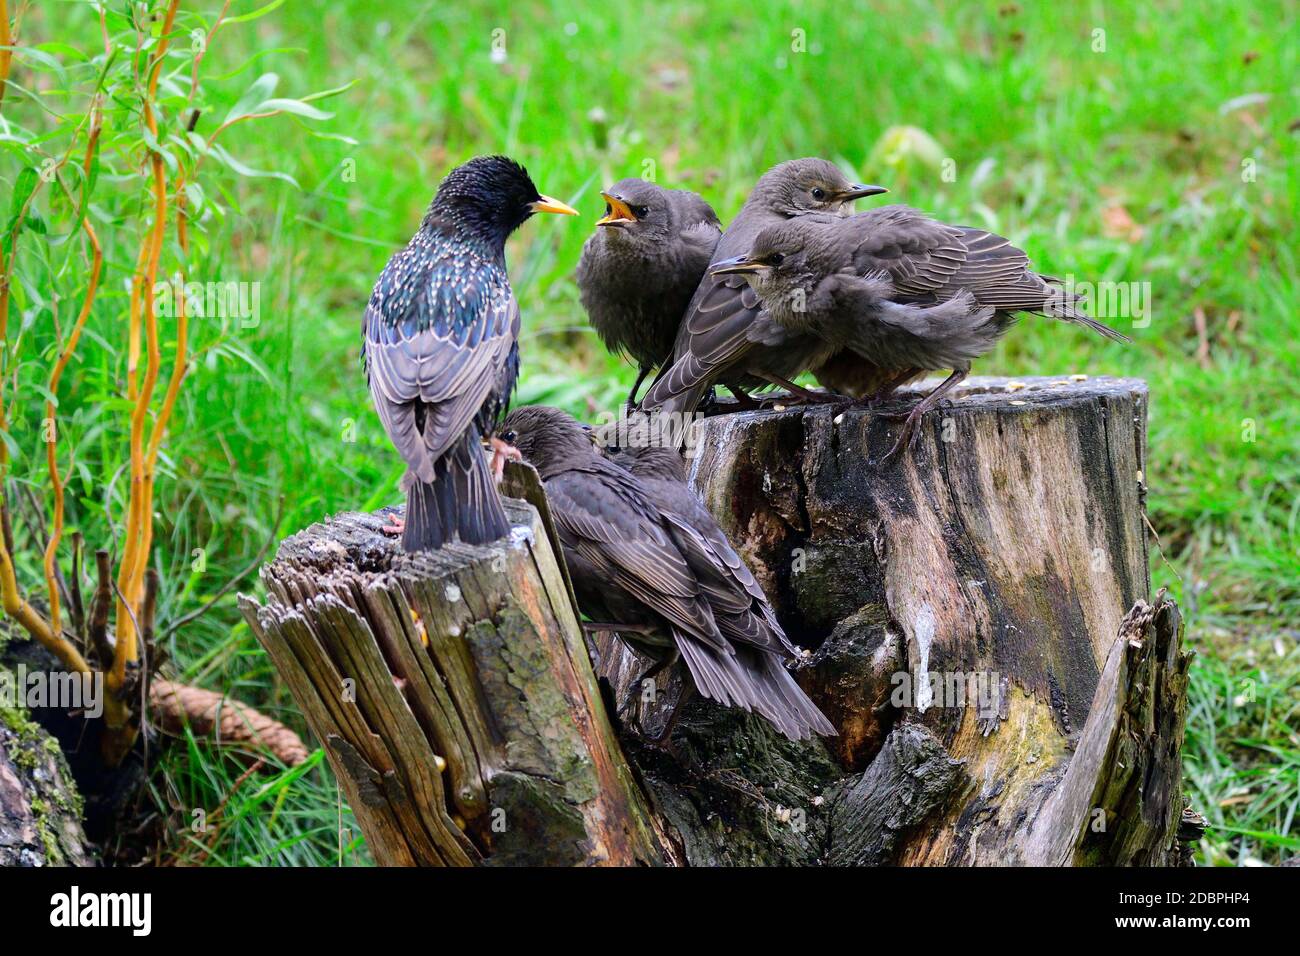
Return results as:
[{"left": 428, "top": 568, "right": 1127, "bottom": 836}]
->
[
  {"left": 381, "top": 513, "right": 406, "bottom": 537},
  {"left": 880, "top": 410, "right": 924, "bottom": 464}
]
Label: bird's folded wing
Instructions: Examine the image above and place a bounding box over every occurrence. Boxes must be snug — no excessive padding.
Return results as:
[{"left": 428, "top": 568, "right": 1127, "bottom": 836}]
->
[
  {"left": 850, "top": 208, "right": 1068, "bottom": 312},
  {"left": 642, "top": 274, "right": 763, "bottom": 408},
  {"left": 547, "top": 469, "right": 729, "bottom": 652},
  {"left": 363, "top": 248, "right": 515, "bottom": 479},
  {"left": 847, "top": 206, "right": 970, "bottom": 299},
  {"left": 659, "top": 510, "right": 786, "bottom": 653}
]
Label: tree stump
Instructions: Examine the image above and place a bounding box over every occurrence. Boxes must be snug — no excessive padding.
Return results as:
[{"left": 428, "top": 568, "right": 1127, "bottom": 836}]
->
[
  {"left": 245, "top": 375, "right": 1197, "bottom": 866},
  {"left": 595, "top": 375, "right": 1194, "bottom": 864},
  {"left": 239, "top": 493, "right": 670, "bottom": 866}
]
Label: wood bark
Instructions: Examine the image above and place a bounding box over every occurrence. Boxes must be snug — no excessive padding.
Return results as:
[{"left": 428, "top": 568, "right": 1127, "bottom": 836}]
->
[
  {"left": 0, "top": 705, "right": 95, "bottom": 866},
  {"left": 245, "top": 375, "right": 1197, "bottom": 866}
]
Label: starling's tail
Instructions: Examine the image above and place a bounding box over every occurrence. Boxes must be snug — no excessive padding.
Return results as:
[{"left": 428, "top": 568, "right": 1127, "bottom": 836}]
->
[
  {"left": 1039, "top": 280, "right": 1132, "bottom": 343},
  {"left": 401, "top": 429, "right": 509, "bottom": 552},
  {"left": 675, "top": 634, "right": 837, "bottom": 741},
  {"left": 1055, "top": 305, "right": 1132, "bottom": 343}
]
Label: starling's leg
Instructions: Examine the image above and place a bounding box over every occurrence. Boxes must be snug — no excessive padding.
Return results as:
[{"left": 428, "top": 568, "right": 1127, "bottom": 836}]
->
[
  {"left": 725, "top": 386, "right": 763, "bottom": 411},
  {"left": 381, "top": 513, "right": 405, "bottom": 537},
  {"left": 881, "top": 368, "right": 968, "bottom": 463},
  {"left": 488, "top": 436, "right": 523, "bottom": 482},
  {"left": 753, "top": 372, "right": 849, "bottom": 406},
  {"left": 625, "top": 365, "right": 651, "bottom": 413},
  {"left": 860, "top": 367, "right": 925, "bottom": 406}
]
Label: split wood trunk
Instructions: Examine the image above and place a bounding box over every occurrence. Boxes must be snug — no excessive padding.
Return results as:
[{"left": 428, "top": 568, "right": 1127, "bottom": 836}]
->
[
  {"left": 239, "top": 492, "right": 669, "bottom": 866},
  {"left": 245, "top": 375, "right": 1198, "bottom": 866}
]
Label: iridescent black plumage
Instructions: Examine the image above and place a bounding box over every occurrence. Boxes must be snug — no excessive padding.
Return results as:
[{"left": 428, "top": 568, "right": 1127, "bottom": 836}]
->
[{"left": 363, "top": 155, "right": 574, "bottom": 550}]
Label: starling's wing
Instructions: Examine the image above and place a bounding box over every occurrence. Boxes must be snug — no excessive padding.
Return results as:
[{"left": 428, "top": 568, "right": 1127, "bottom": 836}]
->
[
  {"left": 845, "top": 208, "right": 1129, "bottom": 341},
  {"left": 659, "top": 509, "right": 790, "bottom": 655},
  {"left": 363, "top": 237, "right": 516, "bottom": 483},
  {"left": 546, "top": 465, "right": 728, "bottom": 651},
  {"left": 842, "top": 206, "right": 971, "bottom": 302},
  {"left": 640, "top": 272, "right": 765, "bottom": 412}
]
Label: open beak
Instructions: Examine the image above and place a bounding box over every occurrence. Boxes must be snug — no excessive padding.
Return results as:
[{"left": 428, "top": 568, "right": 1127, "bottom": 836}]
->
[
  {"left": 709, "top": 254, "right": 767, "bottom": 277},
  {"left": 530, "top": 194, "right": 580, "bottom": 216},
  {"left": 837, "top": 183, "right": 889, "bottom": 202},
  {"left": 596, "top": 192, "right": 637, "bottom": 227}
]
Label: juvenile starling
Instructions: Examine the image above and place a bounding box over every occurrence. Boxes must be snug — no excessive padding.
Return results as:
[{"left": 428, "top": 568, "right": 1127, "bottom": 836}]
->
[
  {"left": 576, "top": 178, "right": 722, "bottom": 407},
  {"left": 639, "top": 158, "right": 887, "bottom": 416},
  {"left": 499, "top": 405, "right": 835, "bottom": 742},
  {"left": 709, "top": 207, "right": 1130, "bottom": 456},
  {"left": 363, "top": 155, "right": 577, "bottom": 551}
]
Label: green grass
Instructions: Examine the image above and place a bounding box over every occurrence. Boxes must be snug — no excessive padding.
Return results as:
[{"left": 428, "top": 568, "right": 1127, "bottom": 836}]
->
[{"left": 7, "top": 0, "right": 1297, "bottom": 865}]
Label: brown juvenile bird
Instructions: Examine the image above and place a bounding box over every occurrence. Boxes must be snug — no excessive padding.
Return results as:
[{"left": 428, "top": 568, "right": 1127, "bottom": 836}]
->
[
  {"left": 363, "top": 155, "right": 576, "bottom": 551},
  {"left": 639, "top": 157, "right": 887, "bottom": 416},
  {"left": 709, "top": 208, "right": 1130, "bottom": 456},
  {"left": 499, "top": 405, "right": 835, "bottom": 742},
  {"left": 576, "top": 178, "right": 722, "bottom": 408}
]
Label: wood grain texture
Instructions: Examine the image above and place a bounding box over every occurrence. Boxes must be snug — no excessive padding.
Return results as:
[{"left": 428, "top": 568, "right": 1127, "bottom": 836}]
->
[
  {"left": 240, "top": 491, "right": 667, "bottom": 866},
  {"left": 590, "top": 376, "right": 1190, "bottom": 865}
]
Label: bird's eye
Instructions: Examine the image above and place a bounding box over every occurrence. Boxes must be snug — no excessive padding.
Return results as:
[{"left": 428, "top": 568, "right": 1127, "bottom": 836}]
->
[
  {"left": 811, "top": 187, "right": 827, "bottom": 201},
  {"left": 632, "top": 205, "right": 649, "bottom": 218},
  {"left": 502, "top": 430, "right": 517, "bottom": 444},
  {"left": 769, "top": 253, "right": 785, "bottom": 266}
]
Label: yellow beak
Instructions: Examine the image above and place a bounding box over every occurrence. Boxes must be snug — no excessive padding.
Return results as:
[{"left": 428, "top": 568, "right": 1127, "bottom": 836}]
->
[
  {"left": 530, "top": 194, "right": 579, "bottom": 216},
  {"left": 596, "top": 192, "right": 637, "bottom": 226}
]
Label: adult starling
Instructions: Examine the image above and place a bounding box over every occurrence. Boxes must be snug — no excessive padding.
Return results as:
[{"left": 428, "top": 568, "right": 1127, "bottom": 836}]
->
[
  {"left": 575, "top": 178, "right": 722, "bottom": 408},
  {"left": 499, "top": 405, "right": 835, "bottom": 742},
  {"left": 363, "top": 155, "right": 577, "bottom": 551},
  {"left": 639, "top": 158, "right": 887, "bottom": 416},
  {"left": 709, "top": 207, "right": 1130, "bottom": 456}
]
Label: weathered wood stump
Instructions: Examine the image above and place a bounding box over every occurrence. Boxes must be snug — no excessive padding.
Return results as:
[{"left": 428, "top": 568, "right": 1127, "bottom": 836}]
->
[
  {"left": 239, "top": 496, "right": 669, "bottom": 866},
  {"left": 245, "top": 376, "right": 1196, "bottom": 866},
  {"left": 599, "top": 375, "right": 1192, "bottom": 864}
]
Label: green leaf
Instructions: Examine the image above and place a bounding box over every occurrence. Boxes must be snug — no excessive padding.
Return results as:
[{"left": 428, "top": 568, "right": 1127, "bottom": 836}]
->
[
  {"left": 256, "top": 98, "right": 333, "bottom": 121},
  {"left": 298, "top": 79, "right": 359, "bottom": 104},
  {"left": 10, "top": 166, "right": 38, "bottom": 218},
  {"left": 224, "top": 0, "right": 287, "bottom": 25},
  {"left": 1, "top": 44, "right": 68, "bottom": 81},
  {"left": 223, "top": 72, "right": 279, "bottom": 125},
  {"left": 209, "top": 143, "right": 299, "bottom": 188}
]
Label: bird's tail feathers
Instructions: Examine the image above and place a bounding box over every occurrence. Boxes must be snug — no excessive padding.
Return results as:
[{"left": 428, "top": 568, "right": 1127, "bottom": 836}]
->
[
  {"left": 402, "top": 430, "right": 509, "bottom": 551},
  {"left": 1040, "top": 281, "right": 1133, "bottom": 343},
  {"left": 1052, "top": 304, "right": 1132, "bottom": 343},
  {"left": 675, "top": 633, "right": 836, "bottom": 741}
]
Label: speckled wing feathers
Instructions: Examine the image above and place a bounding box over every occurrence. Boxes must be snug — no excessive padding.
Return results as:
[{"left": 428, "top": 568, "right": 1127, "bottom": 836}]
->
[{"left": 364, "top": 232, "right": 516, "bottom": 483}]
